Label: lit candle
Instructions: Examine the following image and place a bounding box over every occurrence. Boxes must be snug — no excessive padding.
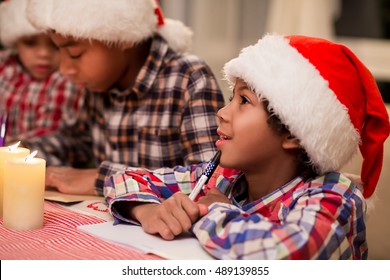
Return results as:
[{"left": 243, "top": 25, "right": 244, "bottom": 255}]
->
[
  {"left": 3, "top": 151, "right": 46, "bottom": 231},
  {"left": 0, "top": 142, "right": 30, "bottom": 217}
]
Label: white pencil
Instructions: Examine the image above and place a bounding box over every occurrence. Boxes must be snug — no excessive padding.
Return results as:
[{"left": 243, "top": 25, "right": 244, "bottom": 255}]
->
[{"left": 188, "top": 151, "right": 221, "bottom": 200}]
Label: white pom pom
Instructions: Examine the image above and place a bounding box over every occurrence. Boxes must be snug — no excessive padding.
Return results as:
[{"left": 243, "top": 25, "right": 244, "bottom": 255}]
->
[{"left": 157, "top": 18, "right": 193, "bottom": 53}]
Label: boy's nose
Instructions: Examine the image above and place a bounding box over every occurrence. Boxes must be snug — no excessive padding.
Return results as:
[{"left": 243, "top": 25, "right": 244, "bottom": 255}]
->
[
  {"left": 36, "top": 46, "right": 52, "bottom": 57},
  {"left": 217, "top": 104, "right": 230, "bottom": 122}
]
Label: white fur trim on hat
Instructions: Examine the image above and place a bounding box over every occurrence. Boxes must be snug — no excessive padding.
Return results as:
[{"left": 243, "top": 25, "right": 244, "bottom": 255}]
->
[
  {"left": 0, "top": 0, "right": 40, "bottom": 47},
  {"left": 223, "top": 34, "right": 360, "bottom": 174},
  {"left": 26, "top": 0, "right": 192, "bottom": 52},
  {"left": 158, "top": 18, "right": 193, "bottom": 53}
]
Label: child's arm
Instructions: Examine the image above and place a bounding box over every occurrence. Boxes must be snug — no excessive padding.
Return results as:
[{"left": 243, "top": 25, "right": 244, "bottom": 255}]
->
[
  {"left": 116, "top": 192, "right": 208, "bottom": 240},
  {"left": 104, "top": 164, "right": 209, "bottom": 237}
]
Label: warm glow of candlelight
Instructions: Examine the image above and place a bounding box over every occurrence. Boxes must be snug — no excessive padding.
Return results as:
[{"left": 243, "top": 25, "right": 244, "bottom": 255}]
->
[
  {"left": 24, "top": 150, "right": 38, "bottom": 162},
  {"left": 8, "top": 141, "right": 20, "bottom": 152}
]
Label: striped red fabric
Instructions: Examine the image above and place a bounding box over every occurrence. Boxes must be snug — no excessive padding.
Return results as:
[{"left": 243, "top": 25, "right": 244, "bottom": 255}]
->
[{"left": 0, "top": 202, "right": 163, "bottom": 260}]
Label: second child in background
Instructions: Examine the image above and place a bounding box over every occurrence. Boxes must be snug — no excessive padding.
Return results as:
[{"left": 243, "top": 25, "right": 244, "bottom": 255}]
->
[
  {"left": 24, "top": 0, "right": 225, "bottom": 195},
  {"left": 0, "top": 0, "right": 84, "bottom": 144}
]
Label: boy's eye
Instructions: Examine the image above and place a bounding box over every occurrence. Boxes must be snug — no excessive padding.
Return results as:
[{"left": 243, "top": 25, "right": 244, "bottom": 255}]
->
[
  {"left": 21, "top": 38, "right": 37, "bottom": 47},
  {"left": 240, "top": 95, "right": 249, "bottom": 104},
  {"left": 67, "top": 51, "right": 81, "bottom": 59},
  {"left": 69, "top": 54, "right": 81, "bottom": 59},
  {"left": 228, "top": 94, "right": 250, "bottom": 104},
  {"left": 64, "top": 46, "right": 83, "bottom": 59}
]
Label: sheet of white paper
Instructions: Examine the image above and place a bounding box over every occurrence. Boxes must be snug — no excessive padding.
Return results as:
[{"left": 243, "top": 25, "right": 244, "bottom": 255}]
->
[
  {"left": 60, "top": 199, "right": 114, "bottom": 221},
  {"left": 78, "top": 221, "right": 215, "bottom": 260}
]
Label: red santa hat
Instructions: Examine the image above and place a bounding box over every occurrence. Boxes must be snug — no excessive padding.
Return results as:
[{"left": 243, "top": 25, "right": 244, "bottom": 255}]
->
[
  {"left": 223, "top": 34, "right": 390, "bottom": 198},
  {"left": 26, "top": 0, "right": 192, "bottom": 53},
  {"left": 0, "top": 0, "right": 40, "bottom": 47}
]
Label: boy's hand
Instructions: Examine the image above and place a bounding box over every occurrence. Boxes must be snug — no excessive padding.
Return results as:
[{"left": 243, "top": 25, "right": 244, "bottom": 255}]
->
[
  {"left": 196, "top": 187, "right": 231, "bottom": 207},
  {"left": 132, "top": 192, "right": 208, "bottom": 240},
  {"left": 46, "top": 167, "right": 97, "bottom": 195}
]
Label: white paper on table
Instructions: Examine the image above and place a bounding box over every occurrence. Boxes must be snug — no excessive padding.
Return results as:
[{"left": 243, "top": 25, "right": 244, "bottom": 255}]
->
[
  {"left": 59, "top": 199, "right": 114, "bottom": 221},
  {"left": 78, "top": 221, "right": 215, "bottom": 260}
]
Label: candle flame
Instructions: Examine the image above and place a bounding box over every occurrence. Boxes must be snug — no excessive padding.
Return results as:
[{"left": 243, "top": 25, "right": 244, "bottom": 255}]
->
[
  {"left": 24, "top": 150, "right": 38, "bottom": 162},
  {"left": 8, "top": 141, "right": 21, "bottom": 152}
]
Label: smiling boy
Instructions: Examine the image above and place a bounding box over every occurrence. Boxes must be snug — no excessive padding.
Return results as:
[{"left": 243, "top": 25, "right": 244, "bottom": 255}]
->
[{"left": 103, "top": 34, "right": 389, "bottom": 259}]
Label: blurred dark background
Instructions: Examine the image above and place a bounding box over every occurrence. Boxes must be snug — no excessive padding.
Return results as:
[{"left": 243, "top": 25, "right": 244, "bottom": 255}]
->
[{"left": 334, "top": 0, "right": 390, "bottom": 102}]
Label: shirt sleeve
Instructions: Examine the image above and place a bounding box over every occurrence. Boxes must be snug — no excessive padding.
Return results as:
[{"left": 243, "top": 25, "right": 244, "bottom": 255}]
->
[
  {"left": 96, "top": 161, "right": 130, "bottom": 195},
  {"left": 192, "top": 186, "right": 361, "bottom": 260},
  {"left": 104, "top": 164, "right": 207, "bottom": 224}
]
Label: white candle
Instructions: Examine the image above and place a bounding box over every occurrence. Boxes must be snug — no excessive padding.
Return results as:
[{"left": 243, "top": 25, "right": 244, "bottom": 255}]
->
[
  {"left": 3, "top": 152, "right": 45, "bottom": 231},
  {"left": 0, "top": 142, "right": 30, "bottom": 217}
]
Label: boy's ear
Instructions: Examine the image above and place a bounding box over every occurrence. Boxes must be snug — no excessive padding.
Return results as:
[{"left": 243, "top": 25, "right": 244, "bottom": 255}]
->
[{"left": 282, "top": 134, "right": 300, "bottom": 150}]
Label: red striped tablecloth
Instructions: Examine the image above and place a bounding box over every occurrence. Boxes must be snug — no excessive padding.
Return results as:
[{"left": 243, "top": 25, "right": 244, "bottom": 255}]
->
[{"left": 0, "top": 201, "right": 163, "bottom": 260}]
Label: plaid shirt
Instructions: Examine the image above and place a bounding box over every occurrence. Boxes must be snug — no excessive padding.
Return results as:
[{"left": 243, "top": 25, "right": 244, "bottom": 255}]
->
[
  {"left": 105, "top": 165, "right": 367, "bottom": 260},
  {"left": 23, "top": 35, "right": 225, "bottom": 194},
  {"left": 0, "top": 50, "right": 84, "bottom": 143}
]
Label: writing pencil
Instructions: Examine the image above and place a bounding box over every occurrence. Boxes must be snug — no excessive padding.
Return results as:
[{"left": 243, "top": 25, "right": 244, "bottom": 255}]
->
[{"left": 188, "top": 151, "right": 221, "bottom": 200}]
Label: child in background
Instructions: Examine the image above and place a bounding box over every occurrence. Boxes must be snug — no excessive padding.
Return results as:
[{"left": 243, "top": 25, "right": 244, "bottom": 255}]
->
[
  {"left": 104, "top": 34, "right": 390, "bottom": 259},
  {"left": 0, "top": 0, "right": 84, "bottom": 143},
  {"left": 24, "top": 0, "right": 225, "bottom": 195}
]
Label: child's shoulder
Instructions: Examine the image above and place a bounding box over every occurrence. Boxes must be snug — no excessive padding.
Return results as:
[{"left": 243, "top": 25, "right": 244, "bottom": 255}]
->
[
  {"left": 163, "top": 48, "right": 211, "bottom": 72},
  {"left": 302, "top": 172, "right": 364, "bottom": 199}
]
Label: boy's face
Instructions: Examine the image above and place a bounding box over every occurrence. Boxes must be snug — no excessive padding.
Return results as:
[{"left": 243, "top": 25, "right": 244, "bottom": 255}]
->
[
  {"left": 216, "top": 79, "right": 293, "bottom": 173},
  {"left": 15, "top": 34, "right": 60, "bottom": 80},
  {"left": 49, "top": 32, "right": 130, "bottom": 93}
]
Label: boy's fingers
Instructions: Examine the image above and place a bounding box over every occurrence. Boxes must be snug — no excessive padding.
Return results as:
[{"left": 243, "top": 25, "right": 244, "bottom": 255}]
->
[
  {"left": 161, "top": 194, "right": 200, "bottom": 236},
  {"left": 171, "top": 206, "right": 193, "bottom": 231},
  {"left": 167, "top": 195, "right": 194, "bottom": 232},
  {"left": 142, "top": 219, "right": 175, "bottom": 240},
  {"left": 161, "top": 213, "right": 185, "bottom": 237},
  {"left": 156, "top": 198, "right": 187, "bottom": 237},
  {"left": 175, "top": 193, "right": 202, "bottom": 223},
  {"left": 198, "top": 203, "right": 209, "bottom": 217}
]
